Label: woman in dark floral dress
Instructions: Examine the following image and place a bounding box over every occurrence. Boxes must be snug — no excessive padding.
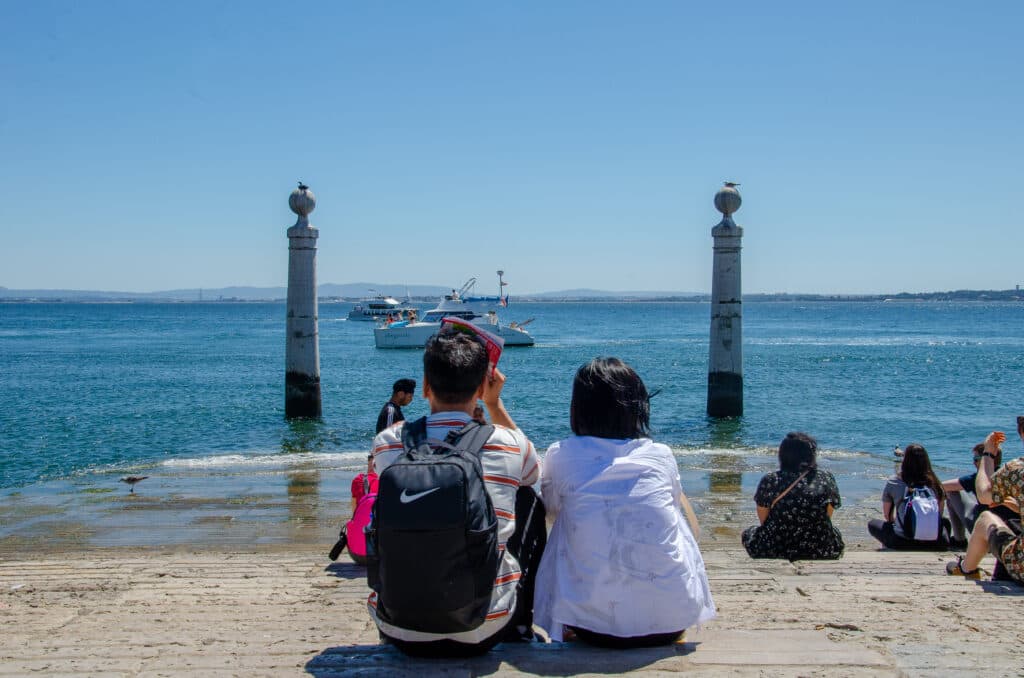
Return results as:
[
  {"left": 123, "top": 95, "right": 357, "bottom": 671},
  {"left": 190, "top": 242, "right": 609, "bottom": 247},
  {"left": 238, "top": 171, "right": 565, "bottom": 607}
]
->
[{"left": 742, "top": 432, "right": 844, "bottom": 561}]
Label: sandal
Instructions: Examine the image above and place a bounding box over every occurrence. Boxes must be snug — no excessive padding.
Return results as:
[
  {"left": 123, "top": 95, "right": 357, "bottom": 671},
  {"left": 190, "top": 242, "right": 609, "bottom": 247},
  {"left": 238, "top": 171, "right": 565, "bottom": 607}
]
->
[{"left": 945, "top": 556, "right": 982, "bottom": 580}]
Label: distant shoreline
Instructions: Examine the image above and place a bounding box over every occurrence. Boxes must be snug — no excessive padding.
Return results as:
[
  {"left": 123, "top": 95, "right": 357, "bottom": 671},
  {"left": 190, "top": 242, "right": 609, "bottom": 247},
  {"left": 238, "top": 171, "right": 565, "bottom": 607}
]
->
[{"left": 3, "top": 290, "right": 1023, "bottom": 304}]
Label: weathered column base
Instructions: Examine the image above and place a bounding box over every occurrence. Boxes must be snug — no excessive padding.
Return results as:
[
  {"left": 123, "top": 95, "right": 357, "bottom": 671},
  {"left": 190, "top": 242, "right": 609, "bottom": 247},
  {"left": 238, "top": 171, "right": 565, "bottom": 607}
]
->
[
  {"left": 707, "top": 371, "right": 743, "bottom": 417},
  {"left": 285, "top": 372, "right": 322, "bottom": 419}
]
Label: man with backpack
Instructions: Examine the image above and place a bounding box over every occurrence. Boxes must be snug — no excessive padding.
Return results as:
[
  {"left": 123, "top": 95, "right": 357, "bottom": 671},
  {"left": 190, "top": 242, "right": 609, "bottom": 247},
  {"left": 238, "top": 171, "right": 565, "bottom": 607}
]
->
[{"left": 365, "top": 329, "right": 544, "bottom": 656}]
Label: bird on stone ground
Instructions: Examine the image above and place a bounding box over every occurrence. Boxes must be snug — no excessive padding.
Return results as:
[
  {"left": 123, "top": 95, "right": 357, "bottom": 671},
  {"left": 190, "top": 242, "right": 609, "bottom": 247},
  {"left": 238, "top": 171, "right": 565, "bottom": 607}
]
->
[{"left": 120, "top": 476, "right": 148, "bottom": 493}]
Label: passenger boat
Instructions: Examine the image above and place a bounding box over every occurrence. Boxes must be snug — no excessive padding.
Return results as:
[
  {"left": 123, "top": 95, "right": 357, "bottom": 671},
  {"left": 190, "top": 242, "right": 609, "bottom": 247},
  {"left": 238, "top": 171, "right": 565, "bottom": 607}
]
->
[
  {"left": 346, "top": 291, "right": 416, "bottom": 321},
  {"left": 374, "top": 272, "right": 534, "bottom": 348}
]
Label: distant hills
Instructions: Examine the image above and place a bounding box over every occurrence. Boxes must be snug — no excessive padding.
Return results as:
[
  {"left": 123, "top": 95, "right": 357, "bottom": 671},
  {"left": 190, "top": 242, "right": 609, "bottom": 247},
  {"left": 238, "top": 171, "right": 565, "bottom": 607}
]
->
[
  {"left": 1, "top": 284, "right": 1021, "bottom": 303},
  {"left": 0, "top": 283, "right": 451, "bottom": 302},
  {"left": 526, "top": 288, "right": 703, "bottom": 300},
  {"left": 0, "top": 283, "right": 703, "bottom": 302}
]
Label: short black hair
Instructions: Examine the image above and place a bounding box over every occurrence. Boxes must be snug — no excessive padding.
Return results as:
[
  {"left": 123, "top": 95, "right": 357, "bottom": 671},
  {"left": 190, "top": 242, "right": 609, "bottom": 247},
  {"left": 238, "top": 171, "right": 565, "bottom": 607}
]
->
[
  {"left": 423, "top": 332, "right": 488, "bottom": 406},
  {"left": 778, "top": 432, "right": 818, "bottom": 473},
  {"left": 570, "top": 357, "right": 650, "bottom": 440},
  {"left": 971, "top": 442, "right": 1002, "bottom": 470},
  {"left": 392, "top": 378, "right": 416, "bottom": 395}
]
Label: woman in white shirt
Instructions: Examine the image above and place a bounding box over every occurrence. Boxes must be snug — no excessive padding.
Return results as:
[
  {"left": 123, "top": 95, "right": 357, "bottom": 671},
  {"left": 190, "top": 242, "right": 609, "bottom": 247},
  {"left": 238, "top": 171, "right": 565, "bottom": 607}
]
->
[{"left": 534, "top": 357, "right": 716, "bottom": 647}]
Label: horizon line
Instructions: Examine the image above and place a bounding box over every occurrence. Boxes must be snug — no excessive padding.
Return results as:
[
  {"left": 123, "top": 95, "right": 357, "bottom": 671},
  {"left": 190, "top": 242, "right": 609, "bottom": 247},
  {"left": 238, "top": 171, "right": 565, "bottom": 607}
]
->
[{"left": 1, "top": 284, "right": 1022, "bottom": 301}]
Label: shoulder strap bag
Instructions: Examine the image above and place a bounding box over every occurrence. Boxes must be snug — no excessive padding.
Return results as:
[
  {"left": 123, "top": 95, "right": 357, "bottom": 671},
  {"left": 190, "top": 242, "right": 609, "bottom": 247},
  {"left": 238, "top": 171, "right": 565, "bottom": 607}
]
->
[{"left": 770, "top": 470, "right": 810, "bottom": 511}]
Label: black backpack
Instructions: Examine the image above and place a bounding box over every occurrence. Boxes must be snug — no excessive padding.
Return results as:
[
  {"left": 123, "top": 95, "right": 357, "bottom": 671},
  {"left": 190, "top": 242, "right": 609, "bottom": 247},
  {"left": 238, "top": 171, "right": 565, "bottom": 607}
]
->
[{"left": 366, "top": 417, "right": 500, "bottom": 633}]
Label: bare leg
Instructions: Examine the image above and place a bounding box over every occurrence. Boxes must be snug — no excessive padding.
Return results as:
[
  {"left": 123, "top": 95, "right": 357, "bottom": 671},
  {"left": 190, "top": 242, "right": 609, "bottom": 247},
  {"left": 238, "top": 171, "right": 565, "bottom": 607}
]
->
[
  {"left": 961, "top": 512, "right": 1009, "bottom": 571},
  {"left": 679, "top": 491, "right": 701, "bottom": 541}
]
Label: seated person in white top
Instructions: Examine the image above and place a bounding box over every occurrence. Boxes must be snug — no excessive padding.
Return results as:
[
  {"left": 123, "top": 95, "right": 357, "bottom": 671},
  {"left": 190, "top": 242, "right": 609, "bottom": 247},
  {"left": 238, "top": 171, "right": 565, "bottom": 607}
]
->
[
  {"left": 534, "top": 357, "right": 716, "bottom": 648},
  {"left": 367, "top": 330, "right": 543, "bottom": 657}
]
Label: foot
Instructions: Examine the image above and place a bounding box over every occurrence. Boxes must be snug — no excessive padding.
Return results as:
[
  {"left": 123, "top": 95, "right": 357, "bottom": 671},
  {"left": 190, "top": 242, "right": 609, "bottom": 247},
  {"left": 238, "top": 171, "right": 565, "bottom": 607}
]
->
[
  {"left": 948, "top": 536, "right": 968, "bottom": 550},
  {"left": 946, "top": 556, "right": 982, "bottom": 580}
]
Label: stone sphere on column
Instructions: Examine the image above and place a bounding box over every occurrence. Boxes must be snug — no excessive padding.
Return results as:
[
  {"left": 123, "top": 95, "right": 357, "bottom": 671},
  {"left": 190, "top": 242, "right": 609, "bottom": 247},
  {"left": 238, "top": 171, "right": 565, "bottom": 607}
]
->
[
  {"left": 289, "top": 183, "right": 317, "bottom": 217},
  {"left": 714, "top": 183, "right": 742, "bottom": 217}
]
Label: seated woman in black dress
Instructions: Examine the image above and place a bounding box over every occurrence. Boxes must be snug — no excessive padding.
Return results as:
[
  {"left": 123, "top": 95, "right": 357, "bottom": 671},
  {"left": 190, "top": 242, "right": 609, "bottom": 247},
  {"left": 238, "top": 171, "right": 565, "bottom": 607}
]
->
[
  {"left": 742, "top": 432, "right": 844, "bottom": 561},
  {"left": 867, "top": 443, "right": 950, "bottom": 550}
]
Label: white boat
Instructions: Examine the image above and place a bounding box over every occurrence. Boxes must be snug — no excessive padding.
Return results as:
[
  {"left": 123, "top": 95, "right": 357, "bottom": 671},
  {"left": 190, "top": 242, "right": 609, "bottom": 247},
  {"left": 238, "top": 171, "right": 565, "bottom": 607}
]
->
[
  {"left": 374, "top": 273, "right": 535, "bottom": 349},
  {"left": 347, "top": 290, "right": 416, "bottom": 321}
]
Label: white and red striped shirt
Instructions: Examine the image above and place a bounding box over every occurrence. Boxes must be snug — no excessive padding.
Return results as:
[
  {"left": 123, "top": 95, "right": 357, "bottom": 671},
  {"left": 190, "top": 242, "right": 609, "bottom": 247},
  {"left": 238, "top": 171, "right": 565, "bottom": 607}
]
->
[{"left": 367, "top": 410, "right": 540, "bottom": 644}]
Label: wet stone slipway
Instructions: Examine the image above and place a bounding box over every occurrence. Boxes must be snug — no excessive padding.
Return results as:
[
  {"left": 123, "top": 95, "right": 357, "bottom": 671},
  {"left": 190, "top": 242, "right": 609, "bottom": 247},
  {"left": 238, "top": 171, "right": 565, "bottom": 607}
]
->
[{"left": 1, "top": 547, "right": 1021, "bottom": 676}]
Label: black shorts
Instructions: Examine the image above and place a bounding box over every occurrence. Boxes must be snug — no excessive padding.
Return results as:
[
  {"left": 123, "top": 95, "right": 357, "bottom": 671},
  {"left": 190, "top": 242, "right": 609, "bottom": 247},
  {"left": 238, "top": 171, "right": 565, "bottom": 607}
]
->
[{"left": 988, "top": 520, "right": 1022, "bottom": 561}]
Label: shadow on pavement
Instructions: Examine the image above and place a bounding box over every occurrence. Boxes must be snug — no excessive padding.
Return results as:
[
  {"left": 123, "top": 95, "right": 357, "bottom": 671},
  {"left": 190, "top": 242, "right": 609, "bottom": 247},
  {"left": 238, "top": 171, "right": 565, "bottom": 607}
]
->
[
  {"left": 324, "top": 561, "right": 366, "bottom": 580},
  {"left": 305, "top": 640, "right": 693, "bottom": 676}
]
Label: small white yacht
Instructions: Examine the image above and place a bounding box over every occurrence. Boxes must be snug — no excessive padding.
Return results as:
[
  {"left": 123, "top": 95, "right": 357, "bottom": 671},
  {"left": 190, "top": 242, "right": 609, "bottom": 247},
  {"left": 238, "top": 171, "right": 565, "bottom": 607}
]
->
[
  {"left": 347, "top": 290, "right": 416, "bottom": 322},
  {"left": 374, "top": 272, "right": 534, "bottom": 349}
]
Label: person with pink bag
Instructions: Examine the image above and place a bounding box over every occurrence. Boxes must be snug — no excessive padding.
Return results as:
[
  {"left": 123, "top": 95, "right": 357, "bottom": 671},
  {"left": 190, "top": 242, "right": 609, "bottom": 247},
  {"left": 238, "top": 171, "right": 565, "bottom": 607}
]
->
[{"left": 329, "top": 454, "right": 378, "bottom": 565}]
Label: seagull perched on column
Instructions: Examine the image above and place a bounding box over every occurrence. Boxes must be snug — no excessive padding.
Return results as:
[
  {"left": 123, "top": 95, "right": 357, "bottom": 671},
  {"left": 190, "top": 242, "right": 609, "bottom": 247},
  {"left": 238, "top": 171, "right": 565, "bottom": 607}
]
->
[{"left": 120, "top": 476, "right": 148, "bottom": 493}]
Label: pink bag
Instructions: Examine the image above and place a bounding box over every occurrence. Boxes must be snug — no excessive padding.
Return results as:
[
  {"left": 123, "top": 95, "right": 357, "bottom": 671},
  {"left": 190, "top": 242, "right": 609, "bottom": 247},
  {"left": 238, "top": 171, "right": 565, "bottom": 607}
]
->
[
  {"left": 345, "top": 489, "right": 376, "bottom": 562},
  {"left": 329, "top": 474, "right": 378, "bottom": 565}
]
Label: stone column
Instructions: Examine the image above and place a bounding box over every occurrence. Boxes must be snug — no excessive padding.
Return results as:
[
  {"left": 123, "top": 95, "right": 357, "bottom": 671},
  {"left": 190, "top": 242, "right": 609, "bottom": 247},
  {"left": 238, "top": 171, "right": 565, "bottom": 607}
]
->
[
  {"left": 285, "top": 183, "right": 321, "bottom": 419},
  {"left": 707, "top": 182, "right": 743, "bottom": 417}
]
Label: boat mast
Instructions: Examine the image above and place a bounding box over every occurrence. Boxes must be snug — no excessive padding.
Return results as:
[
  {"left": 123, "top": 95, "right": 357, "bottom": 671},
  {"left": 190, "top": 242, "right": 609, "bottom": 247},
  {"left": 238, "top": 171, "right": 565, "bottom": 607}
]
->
[
  {"left": 456, "top": 277, "right": 477, "bottom": 299},
  {"left": 496, "top": 270, "right": 509, "bottom": 306}
]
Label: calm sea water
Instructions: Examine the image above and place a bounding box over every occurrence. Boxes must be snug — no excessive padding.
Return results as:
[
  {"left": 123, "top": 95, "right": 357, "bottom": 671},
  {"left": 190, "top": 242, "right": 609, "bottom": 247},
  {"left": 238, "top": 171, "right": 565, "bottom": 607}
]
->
[{"left": 2, "top": 300, "right": 1023, "bottom": 490}]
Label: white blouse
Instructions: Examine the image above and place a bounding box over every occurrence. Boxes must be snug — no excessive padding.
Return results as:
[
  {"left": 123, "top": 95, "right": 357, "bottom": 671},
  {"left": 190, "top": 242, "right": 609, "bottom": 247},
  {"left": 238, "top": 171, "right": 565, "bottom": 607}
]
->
[{"left": 534, "top": 436, "right": 716, "bottom": 641}]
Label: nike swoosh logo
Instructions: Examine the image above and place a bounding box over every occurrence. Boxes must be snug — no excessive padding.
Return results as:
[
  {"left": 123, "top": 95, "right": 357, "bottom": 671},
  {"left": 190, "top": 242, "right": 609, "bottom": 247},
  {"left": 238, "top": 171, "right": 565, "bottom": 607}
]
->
[{"left": 399, "top": 487, "right": 440, "bottom": 504}]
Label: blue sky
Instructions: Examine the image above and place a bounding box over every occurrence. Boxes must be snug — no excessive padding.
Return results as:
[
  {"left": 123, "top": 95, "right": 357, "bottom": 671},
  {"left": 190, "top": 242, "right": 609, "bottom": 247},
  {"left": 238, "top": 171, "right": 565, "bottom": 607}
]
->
[{"left": 1, "top": 1, "right": 1021, "bottom": 294}]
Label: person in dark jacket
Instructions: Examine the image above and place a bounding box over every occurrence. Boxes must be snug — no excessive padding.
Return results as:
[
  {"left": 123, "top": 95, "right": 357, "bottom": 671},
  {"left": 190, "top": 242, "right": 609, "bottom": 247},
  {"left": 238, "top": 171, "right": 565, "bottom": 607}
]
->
[
  {"left": 375, "top": 378, "right": 415, "bottom": 433},
  {"left": 941, "top": 442, "right": 1016, "bottom": 548}
]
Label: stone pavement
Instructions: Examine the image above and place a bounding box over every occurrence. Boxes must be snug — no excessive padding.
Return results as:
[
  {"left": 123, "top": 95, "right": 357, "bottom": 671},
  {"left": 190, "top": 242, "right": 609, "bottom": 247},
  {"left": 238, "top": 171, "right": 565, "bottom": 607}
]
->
[{"left": 1, "top": 548, "right": 1021, "bottom": 676}]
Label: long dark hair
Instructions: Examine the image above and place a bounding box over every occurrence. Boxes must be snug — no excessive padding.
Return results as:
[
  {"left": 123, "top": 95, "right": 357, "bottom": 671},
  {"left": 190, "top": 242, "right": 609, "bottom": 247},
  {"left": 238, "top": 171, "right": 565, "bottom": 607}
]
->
[
  {"left": 570, "top": 357, "right": 650, "bottom": 440},
  {"left": 900, "top": 443, "right": 945, "bottom": 499},
  {"left": 778, "top": 432, "right": 818, "bottom": 474}
]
